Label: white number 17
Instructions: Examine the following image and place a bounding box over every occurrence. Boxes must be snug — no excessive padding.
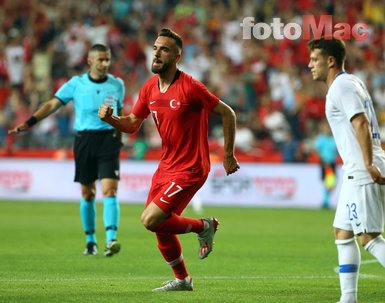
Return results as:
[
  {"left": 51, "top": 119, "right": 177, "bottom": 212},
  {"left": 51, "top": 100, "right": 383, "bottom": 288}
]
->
[{"left": 164, "top": 181, "right": 183, "bottom": 197}]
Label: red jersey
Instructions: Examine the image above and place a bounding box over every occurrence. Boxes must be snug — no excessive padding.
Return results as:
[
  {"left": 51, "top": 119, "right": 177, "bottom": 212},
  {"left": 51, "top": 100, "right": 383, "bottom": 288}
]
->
[{"left": 132, "top": 70, "right": 219, "bottom": 176}]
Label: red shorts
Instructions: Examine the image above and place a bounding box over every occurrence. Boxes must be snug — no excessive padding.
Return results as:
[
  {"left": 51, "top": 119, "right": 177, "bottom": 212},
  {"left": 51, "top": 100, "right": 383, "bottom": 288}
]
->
[{"left": 146, "top": 169, "right": 208, "bottom": 215}]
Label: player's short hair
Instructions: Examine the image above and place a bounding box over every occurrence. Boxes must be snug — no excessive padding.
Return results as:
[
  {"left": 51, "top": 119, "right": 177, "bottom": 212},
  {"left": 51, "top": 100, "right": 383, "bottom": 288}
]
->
[
  {"left": 308, "top": 37, "right": 346, "bottom": 68},
  {"left": 158, "top": 28, "right": 183, "bottom": 51},
  {"left": 89, "top": 44, "right": 110, "bottom": 54}
]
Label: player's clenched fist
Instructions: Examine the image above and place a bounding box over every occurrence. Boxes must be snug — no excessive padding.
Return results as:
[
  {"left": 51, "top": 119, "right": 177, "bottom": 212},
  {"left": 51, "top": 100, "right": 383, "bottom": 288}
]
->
[
  {"left": 223, "top": 155, "right": 240, "bottom": 176},
  {"left": 98, "top": 104, "right": 114, "bottom": 121}
]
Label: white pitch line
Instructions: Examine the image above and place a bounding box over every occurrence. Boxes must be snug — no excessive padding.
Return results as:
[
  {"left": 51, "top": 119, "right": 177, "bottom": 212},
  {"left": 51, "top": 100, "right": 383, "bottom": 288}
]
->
[
  {"left": 0, "top": 275, "right": 346, "bottom": 283},
  {"left": 333, "top": 259, "right": 381, "bottom": 278},
  {"left": 1, "top": 266, "right": 383, "bottom": 283},
  {"left": 361, "top": 259, "right": 380, "bottom": 265}
]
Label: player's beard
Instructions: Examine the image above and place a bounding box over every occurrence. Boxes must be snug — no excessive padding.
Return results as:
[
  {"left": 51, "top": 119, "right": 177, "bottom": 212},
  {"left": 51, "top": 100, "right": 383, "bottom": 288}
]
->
[{"left": 151, "top": 60, "right": 170, "bottom": 74}]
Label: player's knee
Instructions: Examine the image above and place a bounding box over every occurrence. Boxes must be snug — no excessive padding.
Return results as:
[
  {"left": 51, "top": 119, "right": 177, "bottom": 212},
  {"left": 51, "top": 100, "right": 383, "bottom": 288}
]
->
[
  {"left": 82, "top": 191, "right": 95, "bottom": 201},
  {"left": 102, "top": 183, "right": 117, "bottom": 197},
  {"left": 81, "top": 184, "right": 96, "bottom": 201},
  {"left": 334, "top": 227, "right": 354, "bottom": 240},
  {"left": 359, "top": 232, "right": 381, "bottom": 247},
  {"left": 141, "top": 213, "right": 158, "bottom": 231},
  {"left": 102, "top": 188, "right": 117, "bottom": 197}
]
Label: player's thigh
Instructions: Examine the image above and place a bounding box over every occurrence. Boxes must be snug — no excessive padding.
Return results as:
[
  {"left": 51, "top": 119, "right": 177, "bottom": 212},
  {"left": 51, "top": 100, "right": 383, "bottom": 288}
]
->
[
  {"left": 146, "top": 169, "right": 166, "bottom": 207},
  {"left": 334, "top": 182, "right": 385, "bottom": 234},
  {"left": 80, "top": 182, "right": 96, "bottom": 200},
  {"left": 101, "top": 178, "right": 119, "bottom": 196},
  {"left": 151, "top": 174, "right": 207, "bottom": 215},
  {"left": 360, "top": 183, "right": 385, "bottom": 233}
]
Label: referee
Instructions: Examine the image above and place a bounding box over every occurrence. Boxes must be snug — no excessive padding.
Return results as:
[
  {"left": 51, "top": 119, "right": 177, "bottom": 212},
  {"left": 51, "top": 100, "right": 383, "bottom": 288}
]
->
[{"left": 9, "top": 44, "right": 125, "bottom": 257}]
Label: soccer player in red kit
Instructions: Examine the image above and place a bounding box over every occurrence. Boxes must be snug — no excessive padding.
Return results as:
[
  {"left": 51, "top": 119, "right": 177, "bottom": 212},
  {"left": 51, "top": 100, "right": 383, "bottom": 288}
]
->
[{"left": 98, "top": 28, "right": 240, "bottom": 291}]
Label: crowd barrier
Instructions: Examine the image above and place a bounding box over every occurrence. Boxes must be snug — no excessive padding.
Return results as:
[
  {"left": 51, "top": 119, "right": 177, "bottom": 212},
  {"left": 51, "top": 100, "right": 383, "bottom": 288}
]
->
[{"left": 0, "top": 159, "right": 341, "bottom": 208}]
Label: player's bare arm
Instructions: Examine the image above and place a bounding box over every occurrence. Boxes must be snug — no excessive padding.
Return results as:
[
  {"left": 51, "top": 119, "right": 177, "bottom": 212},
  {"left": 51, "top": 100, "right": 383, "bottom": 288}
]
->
[
  {"left": 98, "top": 104, "right": 144, "bottom": 134},
  {"left": 351, "top": 113, "right": 385, "bottom": 184},
  {"left": 211, "top": 101, "right": 240, "bottom": 175},
  {"left": 8, "top": 98, "right": 63, "bottom": 134}
]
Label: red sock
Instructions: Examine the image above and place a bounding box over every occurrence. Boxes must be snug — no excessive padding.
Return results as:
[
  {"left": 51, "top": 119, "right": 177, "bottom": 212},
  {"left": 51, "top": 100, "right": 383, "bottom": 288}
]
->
[
  {"left": 152, "top": 213, "right": 204, "bottom": 234},
  {"left": 156, "top": 233, "right": 188, "bottom": 279},
  {"left": 172, "top": 261, "right": 188, "bottom": 280}
]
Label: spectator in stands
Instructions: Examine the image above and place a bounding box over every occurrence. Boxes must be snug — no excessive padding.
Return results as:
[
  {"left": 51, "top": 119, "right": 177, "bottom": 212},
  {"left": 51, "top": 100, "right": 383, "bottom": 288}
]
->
[
  {"left": 373, "top": 80, "right": 385, "bottom": 122},
  {"left": 4, "top": 29, "right": 25, "bottom": 91},
  {"left": 234, "top": 112, "right": 258, "bottom": 154},
  {"left": 261, "top": 93, "right": 290, "bottom": 150},
  {"left": 1, "top": 0, "right": 384, "bottom": 164},
  {"left": 282, "top": 131, "right": 305, "bottom": 163}
]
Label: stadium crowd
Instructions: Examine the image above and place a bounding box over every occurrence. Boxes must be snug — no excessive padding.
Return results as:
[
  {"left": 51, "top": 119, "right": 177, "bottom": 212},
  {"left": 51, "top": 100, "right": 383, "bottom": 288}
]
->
[{"left": 0, "top": 0, "right": 384, "bottom": 162}]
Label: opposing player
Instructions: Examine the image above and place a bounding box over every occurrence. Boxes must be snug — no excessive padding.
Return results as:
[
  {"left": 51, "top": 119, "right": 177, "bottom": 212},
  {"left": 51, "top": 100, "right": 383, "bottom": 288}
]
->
[
  {"left": 308, "top": 37, "right": 385, "bottom": 303},
  {"left": 9, "top": 44, "right": 125, "bottom": 257},
  {"left": 99, "top": 28, "right": 239, "bottom": 291}
]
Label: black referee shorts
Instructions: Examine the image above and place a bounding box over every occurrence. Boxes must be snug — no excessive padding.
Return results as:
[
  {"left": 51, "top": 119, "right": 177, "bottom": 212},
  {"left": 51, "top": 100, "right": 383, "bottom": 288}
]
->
[{"left": 74, "top": 130, "right": 121, "bottom": 184}]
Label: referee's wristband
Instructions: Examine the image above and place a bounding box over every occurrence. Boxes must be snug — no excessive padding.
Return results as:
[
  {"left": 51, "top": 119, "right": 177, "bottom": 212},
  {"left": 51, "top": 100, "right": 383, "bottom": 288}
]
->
[{"left": 25, "top": 116, "right": 38, "bottom": 127}]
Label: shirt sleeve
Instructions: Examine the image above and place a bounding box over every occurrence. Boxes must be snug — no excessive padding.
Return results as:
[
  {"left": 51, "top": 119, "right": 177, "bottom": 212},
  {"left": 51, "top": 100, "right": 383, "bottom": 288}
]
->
[
  {"left": 132, "top": 86, "right": 150, "bottom": 119},
  {"left": 340, "top": 90, "right": 365, "bottom": 121},
  {"left": 338, "top": 82, "right": 365, "bottom": 121},
  {"left": 54, "top": 77, "right": 77, "bottom": 105},
  {"left": 315, "top": 136, "right": 321, "bottom": 152},
  {"left": 117, "top": 77, "right": 125, "bottom": 110},
  {"left": 190, "top": 78, "right": 220, "bottom": 110}
]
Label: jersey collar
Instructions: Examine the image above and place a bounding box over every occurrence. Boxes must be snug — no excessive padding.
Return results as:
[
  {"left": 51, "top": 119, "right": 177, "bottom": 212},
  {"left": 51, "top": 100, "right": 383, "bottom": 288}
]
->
[
  {"left": 88, "top": 72, "right": 108, "bottom": 83},
  {"left": 157, "top": 69, "right": 181, "bottom": 91}
]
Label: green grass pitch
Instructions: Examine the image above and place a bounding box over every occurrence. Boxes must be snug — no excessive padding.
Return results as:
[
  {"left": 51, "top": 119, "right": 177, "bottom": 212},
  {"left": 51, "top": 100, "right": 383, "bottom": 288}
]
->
[{"left": 0, "top": 200, "right": 384, "bottom": 303}]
